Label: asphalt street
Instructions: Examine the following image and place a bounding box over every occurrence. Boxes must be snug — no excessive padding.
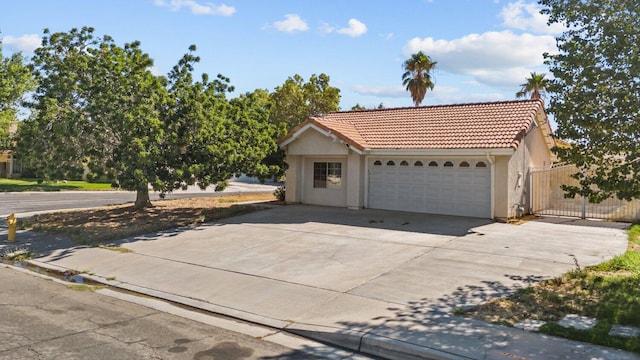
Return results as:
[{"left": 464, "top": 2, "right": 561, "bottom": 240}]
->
[
  {"left": 0, "top": 266, "right": 348, "bottom": 360},
  {"left": 0, "top": 181, "right": 278, "bottom": 217}
]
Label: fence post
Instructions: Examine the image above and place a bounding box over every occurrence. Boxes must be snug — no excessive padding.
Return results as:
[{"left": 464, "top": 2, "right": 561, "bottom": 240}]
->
[
  {"left": 529, "top": 167, "right": 534, "bottom": 214},
  {"left": 581, "top": 168, "right": 586, "bottom": 219}
]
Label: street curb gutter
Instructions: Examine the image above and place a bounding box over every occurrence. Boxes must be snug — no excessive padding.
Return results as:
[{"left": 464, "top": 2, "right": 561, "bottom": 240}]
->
[
  {"left": 361, "top": 333, "right": 470, "bottom": 360},
  {"left": 27, "top": 258, "right": 465, "bottom": 360},
  {"left": 8, "top": 261, "right": 360, "bottom": 360}
]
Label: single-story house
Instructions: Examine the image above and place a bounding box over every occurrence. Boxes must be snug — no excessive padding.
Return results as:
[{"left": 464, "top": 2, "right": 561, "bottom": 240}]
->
[
  {"left": 0, "top": 122, "right": 21, "bottom": 178},
  {"left": 278, "top": 99, "right": 555, "bottom": 220},
  {"left": 0, "top": 150, "right": 21, "bottom": 178}
]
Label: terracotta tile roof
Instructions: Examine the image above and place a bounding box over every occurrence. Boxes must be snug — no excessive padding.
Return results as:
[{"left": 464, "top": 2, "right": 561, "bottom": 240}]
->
[{"left": 280, "top": 99, "right": 545, "bottom": 151}]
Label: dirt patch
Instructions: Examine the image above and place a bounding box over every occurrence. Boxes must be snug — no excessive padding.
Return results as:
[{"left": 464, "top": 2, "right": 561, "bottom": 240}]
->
[
  {"left": 463, "top": 271, "right": 599, "bottom": 326},
  {"left": 23, "top": 193, "right": 277, "bottom": 244}
]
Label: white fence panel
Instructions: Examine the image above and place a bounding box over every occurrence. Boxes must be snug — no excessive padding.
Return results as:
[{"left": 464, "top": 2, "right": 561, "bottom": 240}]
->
[{"left": 531, "top": 164, "right": 640, "bottom": 221}]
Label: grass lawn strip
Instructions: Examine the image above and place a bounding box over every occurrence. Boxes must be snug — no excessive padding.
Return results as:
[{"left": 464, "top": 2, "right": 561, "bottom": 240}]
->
[
  {"left": 21, "top": 193, "right": 276, "bottom": 245},
  {"left": 0, "top": 179, "right": 113, "bottom": 192},
  {"left": 464, "top": 224, "right": 640, "bottom": 353}
]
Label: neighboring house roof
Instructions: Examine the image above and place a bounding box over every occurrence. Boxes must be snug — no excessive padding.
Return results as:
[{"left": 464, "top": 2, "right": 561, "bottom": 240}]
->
[
  {"left": 8, "top": 121, "right": 18, "bottom": 136},
  {"left": 279, "top": 99, "right": 547, "bottom": 152}
]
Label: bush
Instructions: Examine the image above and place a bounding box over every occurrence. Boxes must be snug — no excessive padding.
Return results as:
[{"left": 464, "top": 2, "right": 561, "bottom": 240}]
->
[{"left": 274, "top": 185, "right": 285, "bottom": 201}]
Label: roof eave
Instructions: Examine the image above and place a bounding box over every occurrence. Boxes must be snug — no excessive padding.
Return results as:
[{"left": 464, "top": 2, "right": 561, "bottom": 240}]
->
[
  {"left": 364, "top": 148, "right": 515, "bottom": 156},
  {"left": 278, "top": 121, "right": 366, "bottom": 153}
]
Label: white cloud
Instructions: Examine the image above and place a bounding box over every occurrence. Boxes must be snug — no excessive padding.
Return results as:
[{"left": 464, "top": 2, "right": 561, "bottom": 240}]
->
[
  {"left": 273, "top": 14, "right": 309, "bottom": 33},
  {"left": 319, "top": 22, "right": 335, "bottom": 34},
  {"left": 351, "top": 85, "right": 406, "bottom": 98},
  {"left": 403, "top": 31, "right": 555, "bottom": 88},
  {"left": 428, "top": 86, "right": 507, "bottom": 104},
  {"left": 381, "top": 32, "right": 394, "bottom": 40},
  {"left": 500, "top": 1, "right": 565, "bottom": 34},
  {"left": 337, "top": 18, "right": 367, "bottom": 37},
  {"left": 155, "top": 0, "right": 235, "bottom": 16},
  {"left": 351, "top": 83, "right": 506, "bottom": 106},
  {"left": 2, "top": 34, "right": 41, "bottom": 53},
  {"left": 149, "top": 66, "right": 164, "bottom": 76}
]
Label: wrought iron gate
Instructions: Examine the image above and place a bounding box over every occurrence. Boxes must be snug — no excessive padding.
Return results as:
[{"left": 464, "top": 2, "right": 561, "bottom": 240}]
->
[{"left": 531, "top": 164, "right": 640, "bottom": 221}]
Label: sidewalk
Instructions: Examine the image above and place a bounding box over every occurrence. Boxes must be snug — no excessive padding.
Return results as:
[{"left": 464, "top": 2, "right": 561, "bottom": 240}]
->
[{"left": 2, "top": 216, "right": 639, "bottom": 360}]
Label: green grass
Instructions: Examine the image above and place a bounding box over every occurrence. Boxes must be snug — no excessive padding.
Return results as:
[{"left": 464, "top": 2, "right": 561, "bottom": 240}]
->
[
  {"left": 538, "top": 227, "right": 640, "bottom": 353},
  {"left": 541, "top": 321, "right": 640, "bottom": 353},
  {"left": 588, "top": 252, "right": 640, "bottom": 273},
  {"left": 0, "top": 179, "right": 114, "bottom": 192},
  {"left": 627, "top": 224, "right": 640, "bottom": 247},
  {"left": 466, "top": 223, "right": 640, "bottom": 354}
]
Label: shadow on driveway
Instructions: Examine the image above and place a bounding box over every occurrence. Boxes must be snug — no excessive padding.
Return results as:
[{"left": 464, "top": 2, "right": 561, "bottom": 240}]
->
[{"left": 0, "top": 227, "right": 84, "bottom": 262}]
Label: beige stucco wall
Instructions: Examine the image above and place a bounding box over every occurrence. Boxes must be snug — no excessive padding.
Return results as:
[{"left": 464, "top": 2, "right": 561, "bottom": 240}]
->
[
  {"left": 506, "top": 141, "right": 529, "bottom": 218},
  {"left": 498, "top": 122, "right": 553, "bottom": 219},
  {"left": 494, "top": 155, "right": 510, "bottom": 219},
  {"left": 284, "top": 129, "right": 361, "bottom": 207},
  {"left": 526, "top": 121, "right": 553, "bottom": 169},
  {"left": 346, "top": 152, "right": 364, "bottom": 209},
  {"left": 302, "top": 156, "right": 348, "bottom": 207},
  {"left": 287, "top": 129, "right": 349, "bottom": 156},
  {"left": 284, "top": 155, "right": 302, "bottom": 203}
]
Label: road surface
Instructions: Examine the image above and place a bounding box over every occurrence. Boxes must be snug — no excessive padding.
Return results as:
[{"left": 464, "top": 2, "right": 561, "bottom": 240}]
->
[{"left": 0, "top": 266, "right": 346, "bottom": 360}]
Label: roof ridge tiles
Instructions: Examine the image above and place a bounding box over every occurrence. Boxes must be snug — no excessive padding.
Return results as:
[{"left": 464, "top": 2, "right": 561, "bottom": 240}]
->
[
  {"left": 323, "top": 98, "right": 543, "bottom": 116},
  {"left": 280, "top": 99, "right": 547, "bottom": 151}
]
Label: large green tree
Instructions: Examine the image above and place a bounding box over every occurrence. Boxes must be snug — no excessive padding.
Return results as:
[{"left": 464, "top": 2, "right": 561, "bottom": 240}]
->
[
  {"left": 20, "top": 27, "right": 167, "bottom": 207},
  {"left": 541, "top": 0, "right": 640, "bottom": 202},
  {"left": 516, "top": 72, "right": 548, "bottom": 99},
  {"left": 265, "top": 73, "right": 341, "bottom": 180},
  {"left": 19, "top": 27, "right": 280, "bottom": 208},
  {"left": 402, "top": 51, "right": 437, "bottom": 107},
  {"left": 269, "top": 73, "right": 340, "bottom": 130},
  {"left": 0, "top": 39, "right": 34, "bottom": 148}
]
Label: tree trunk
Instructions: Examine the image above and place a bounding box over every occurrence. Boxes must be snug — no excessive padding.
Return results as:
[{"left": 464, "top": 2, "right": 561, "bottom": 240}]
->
[{"left": 134, "top": 187, "right": 152, "bottom": 209}]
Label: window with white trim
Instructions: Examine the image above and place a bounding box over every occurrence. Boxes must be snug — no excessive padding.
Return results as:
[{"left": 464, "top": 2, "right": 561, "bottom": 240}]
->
[{"left": 314, "top": 162, "right": 342, "bottom": 189}]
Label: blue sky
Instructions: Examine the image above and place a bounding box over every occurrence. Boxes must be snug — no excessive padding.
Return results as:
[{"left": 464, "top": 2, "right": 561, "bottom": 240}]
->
[{"left": 1, "top": 0, "right": 562, "bottom": 110}]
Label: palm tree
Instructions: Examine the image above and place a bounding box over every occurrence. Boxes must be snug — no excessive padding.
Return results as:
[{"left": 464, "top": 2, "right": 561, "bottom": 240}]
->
[
  {"left": 402, "top": 51, "right": 437, "bottom": 107},
  {"left": 516, "top": 72, "right": 548, "bottom": 99}
]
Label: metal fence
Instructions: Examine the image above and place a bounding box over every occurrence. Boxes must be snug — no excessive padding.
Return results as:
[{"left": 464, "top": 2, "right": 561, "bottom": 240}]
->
[{"left": 531, "top": 164, "right": 640, "bottom": 221}]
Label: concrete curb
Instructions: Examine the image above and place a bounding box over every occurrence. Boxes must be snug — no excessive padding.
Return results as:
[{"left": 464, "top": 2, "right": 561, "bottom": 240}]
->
[
  {"left": 27, "top": 258, "right": 459, "bottom": 360},
  {"left": 10, "top": 261, "right": 361, "bottom": 360},
  {"left": 29, "top": 254, "right": 640, "bottom": 360}
]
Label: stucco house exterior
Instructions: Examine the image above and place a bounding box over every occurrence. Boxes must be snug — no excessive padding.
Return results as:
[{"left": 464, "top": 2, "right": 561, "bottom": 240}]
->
[
  {"left": 0, "top": 121, "right": 21, "bottom": 179},
  {"left": 278, "top": 99, "right": 555, "bottom": 220}
]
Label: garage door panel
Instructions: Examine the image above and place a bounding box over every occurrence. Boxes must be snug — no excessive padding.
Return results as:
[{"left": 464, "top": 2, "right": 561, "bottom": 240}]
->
[{"left": 369, "top": 158, "right": 491, "bottom": 218}]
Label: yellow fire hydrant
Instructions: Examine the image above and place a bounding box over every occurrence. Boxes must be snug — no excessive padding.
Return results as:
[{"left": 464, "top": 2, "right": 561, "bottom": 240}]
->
[{"left": 6, "top": 214, "right": 17, "bottom": 243}]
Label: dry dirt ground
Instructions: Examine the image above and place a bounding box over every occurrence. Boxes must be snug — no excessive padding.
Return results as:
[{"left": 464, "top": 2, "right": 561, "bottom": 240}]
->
[{"left": 23, "top": 193, "right": 277, "bottom": 245}]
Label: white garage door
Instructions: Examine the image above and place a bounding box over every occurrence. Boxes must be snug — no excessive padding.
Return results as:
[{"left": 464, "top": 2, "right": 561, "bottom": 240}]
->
[{"left": 368, "top": 158, "right": 491, "bottom": 218}]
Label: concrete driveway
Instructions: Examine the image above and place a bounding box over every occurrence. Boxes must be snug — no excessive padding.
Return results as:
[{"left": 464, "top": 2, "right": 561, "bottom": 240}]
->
[{"left": 31, "top": 205, "right": 630, "bottom": 359}]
